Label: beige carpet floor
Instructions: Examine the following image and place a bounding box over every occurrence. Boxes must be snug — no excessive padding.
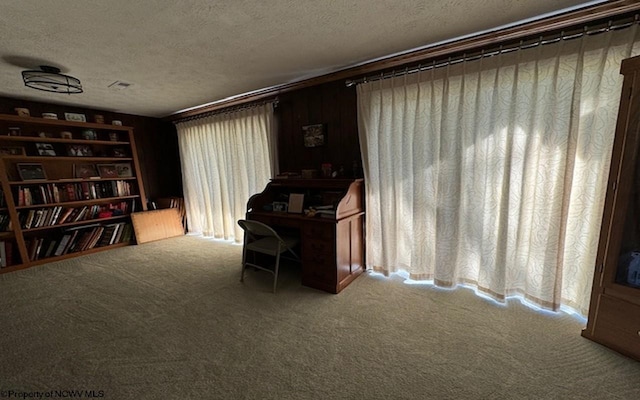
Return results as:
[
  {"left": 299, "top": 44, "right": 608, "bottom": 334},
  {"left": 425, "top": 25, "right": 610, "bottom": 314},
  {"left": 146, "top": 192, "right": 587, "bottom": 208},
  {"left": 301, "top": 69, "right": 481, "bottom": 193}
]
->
[{"left": 0, "top": 235, "right": 639, "bottom": 400}]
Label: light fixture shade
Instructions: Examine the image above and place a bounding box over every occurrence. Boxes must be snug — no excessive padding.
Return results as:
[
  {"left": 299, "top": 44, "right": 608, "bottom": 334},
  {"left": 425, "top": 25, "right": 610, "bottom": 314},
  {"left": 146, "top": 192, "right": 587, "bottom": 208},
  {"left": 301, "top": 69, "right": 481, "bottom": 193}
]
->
[{"left": 22, "top": 65, "right": 83, "bottom": 94}]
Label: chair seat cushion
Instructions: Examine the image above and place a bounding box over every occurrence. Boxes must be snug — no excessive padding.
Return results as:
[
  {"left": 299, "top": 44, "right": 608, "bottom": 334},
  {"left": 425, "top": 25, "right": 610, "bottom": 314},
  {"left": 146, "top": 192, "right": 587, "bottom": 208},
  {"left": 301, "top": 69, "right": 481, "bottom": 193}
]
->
[{"left": 245, "top": 236, "right": 299, "bottom": 256}]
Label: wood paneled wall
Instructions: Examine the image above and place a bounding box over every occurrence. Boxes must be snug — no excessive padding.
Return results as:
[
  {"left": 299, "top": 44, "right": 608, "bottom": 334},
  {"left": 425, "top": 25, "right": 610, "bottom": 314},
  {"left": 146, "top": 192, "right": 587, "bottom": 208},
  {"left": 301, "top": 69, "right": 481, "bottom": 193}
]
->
[
  {"left": 0, "top": 96, "right": 182, "bottom": 201},
  {"left": 1, "top": 78, "right": 363, "bottom": 197},
  {"left": 276, "top": 80, "right": 362, "bottom": 177}
]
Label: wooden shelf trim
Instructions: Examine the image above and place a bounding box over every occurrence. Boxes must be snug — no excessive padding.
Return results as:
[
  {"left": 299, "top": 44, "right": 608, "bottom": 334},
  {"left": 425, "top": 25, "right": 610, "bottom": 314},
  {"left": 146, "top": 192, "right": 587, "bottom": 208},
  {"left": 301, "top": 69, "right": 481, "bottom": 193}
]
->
[
  {"left": 9, "top": 177, "right": 137, "bottom": 186},
  {"left": 0, "top": 136, "right": 130, "bottom": 146},
  {"left": 0, "top": 242, "right": 131, "bottom": 274},
  {"left": 2, "top": 156, "right": 133, "bottom": 162},
  {"left": 0, "top": 114, "right": 132, "bottom": 130}
]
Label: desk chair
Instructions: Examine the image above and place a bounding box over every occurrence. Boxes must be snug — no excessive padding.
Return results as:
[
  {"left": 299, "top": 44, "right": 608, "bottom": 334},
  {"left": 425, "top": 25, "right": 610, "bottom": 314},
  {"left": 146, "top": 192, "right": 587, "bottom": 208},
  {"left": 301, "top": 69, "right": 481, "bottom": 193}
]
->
[{"left": 237, "top": 219, "right": 300, "bottom": 293}]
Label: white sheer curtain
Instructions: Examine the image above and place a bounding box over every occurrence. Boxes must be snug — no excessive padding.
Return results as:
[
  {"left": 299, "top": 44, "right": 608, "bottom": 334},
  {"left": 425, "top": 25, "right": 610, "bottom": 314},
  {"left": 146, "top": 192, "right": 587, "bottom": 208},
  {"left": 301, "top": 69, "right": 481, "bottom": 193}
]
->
[
  {"left": 175, "top": 104, "right": 276, "bottom": 242},
  {"left": 357, "top": 27, "right": 640, "bottom": 315}
]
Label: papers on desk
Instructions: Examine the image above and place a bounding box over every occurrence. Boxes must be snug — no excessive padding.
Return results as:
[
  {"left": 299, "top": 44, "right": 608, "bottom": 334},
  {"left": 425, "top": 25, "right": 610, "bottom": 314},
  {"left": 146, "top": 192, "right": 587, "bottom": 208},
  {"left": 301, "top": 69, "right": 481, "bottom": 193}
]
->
[
  {"left": 303, "top": 205, "right": 337, "bottom": 218},
  {"left": 315, "top": 209, "right": 336, "bottom": 218}
]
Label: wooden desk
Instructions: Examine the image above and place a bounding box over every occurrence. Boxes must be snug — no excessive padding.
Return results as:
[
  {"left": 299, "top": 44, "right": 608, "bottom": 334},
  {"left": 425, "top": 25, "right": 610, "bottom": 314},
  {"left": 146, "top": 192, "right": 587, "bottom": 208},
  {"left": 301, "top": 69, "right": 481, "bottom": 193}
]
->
[{"left": 247, "top": 179, "right": 365, "bottom": 293}]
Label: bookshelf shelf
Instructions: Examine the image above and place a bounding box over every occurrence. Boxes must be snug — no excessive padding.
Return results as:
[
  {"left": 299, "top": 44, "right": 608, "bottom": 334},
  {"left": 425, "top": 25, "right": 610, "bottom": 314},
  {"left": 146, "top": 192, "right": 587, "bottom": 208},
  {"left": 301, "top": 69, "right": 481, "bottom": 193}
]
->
[
  {"left": 9, "top": 177, "right": 137, "bottom": 186},
  {"left": 3, "top": 156, "right": 134, "bottom": 163},
  {"left": 0, "top": 136, "right": 130, "bottom": 146},
  {"left": 15, "top": 195, "right": 140, "bottom": 210},
  {"left": 0, "top": 113, "right": 148, "bottom": 271},
  {"left": 22, "top": 215, "right": 130, "bottom": 232}
]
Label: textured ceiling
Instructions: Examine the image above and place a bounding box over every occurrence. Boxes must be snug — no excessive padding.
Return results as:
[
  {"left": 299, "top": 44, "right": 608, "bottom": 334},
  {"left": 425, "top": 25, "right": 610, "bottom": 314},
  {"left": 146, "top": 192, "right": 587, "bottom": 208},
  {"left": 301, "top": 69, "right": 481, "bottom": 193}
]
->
[{"left": 0, "top": 0, "right": 603, "bottom": 118}]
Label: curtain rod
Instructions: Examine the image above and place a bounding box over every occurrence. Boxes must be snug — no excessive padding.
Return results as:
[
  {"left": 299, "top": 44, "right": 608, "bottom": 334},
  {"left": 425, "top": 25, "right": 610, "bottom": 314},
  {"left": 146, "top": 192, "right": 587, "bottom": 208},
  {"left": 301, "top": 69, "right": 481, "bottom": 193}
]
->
[
  {"left": 345, "top": 14, "right": 639, "bottom": 87},
  {"left": 173, "top": 98, "right": 279, "bottom": 124}
]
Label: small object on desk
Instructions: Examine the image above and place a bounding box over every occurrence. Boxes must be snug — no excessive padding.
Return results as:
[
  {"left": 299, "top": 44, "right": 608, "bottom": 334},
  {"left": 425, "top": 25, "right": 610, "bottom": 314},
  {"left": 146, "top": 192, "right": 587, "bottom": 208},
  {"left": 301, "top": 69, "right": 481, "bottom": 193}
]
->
[
  {"left": 15, "top": 108, "right": 30, "bottom": 117},
  {"left": 272, "top": 201, "right": 288, "bottom": 212},
  {"left": 276, "top": 172, "right": 302, "bottom": 179},
  {"left": 316, "top": 209, "right": 337, "bottom": 219},
  {"left": 301, "top": 169, "right": 317, "bottom": 179},
  {"left": 288, "top": 193, "right": 304, "bottom": 213},
  {"left": 321, "top": 163, "right": 332, "bottom": 178}
]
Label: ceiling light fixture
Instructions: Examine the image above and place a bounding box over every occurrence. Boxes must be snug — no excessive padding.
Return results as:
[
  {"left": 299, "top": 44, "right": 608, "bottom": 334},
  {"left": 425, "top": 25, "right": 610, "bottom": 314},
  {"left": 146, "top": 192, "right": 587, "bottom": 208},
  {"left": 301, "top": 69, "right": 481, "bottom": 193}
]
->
[{"left": 22, "top": 65, "right": 83, "bottom": 94}]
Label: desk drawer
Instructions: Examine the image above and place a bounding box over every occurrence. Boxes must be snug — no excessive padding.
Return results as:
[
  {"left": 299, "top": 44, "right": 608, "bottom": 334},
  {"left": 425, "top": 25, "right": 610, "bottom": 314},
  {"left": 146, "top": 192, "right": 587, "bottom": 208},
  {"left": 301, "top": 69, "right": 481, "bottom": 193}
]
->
[
  {"left": 303, "top": 240, "right": 335, "bottom": 261},
  {"left": 593, "top": 295, "right": 640, "bottom": 359},
  {"left": 303, "top": 223, "right": 335, "bottom": 240}
]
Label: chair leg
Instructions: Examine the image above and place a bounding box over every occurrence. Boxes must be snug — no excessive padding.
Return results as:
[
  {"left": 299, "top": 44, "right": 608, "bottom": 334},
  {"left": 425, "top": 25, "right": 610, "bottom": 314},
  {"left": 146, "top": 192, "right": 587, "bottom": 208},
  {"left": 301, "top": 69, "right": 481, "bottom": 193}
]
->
[
  {"left": 240, "top": 248, "right": 247, "bottom": 283},
  {"left": 273, "top": 251, "right": 281, "bottom": 293}
]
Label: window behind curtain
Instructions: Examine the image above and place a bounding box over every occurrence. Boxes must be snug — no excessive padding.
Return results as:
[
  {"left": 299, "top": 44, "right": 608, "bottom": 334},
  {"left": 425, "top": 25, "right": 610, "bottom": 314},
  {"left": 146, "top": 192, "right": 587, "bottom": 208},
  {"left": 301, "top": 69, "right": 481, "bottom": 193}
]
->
[
  {"left": 175, "top": 104, "right": 276, "bottom": 242},
  {"left": 357, "top": 26, "right": 640, "bottom": 315}
]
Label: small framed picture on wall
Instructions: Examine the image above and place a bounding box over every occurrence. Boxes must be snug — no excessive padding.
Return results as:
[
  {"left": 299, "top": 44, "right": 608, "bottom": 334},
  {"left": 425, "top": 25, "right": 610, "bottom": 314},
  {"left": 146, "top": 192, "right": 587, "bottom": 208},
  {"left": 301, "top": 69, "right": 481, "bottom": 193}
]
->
[{"left": 302, "top": 124, "right": 325, "bottom": 148}]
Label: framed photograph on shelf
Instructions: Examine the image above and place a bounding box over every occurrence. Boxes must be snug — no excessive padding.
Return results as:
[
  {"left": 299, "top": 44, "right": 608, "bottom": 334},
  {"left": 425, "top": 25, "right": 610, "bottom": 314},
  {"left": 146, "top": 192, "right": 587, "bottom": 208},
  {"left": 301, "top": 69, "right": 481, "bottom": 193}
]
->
[
  {"left": 302, "top": 124, "right": 325, "bottom": 148},
  {"left": 17, "top": 163, "right": 47, "bottom": 181},
  {"left": 111, "top": 147, "right": 127, "bottom": 157},
  {"left": 64, "top": 112, "right": 86, "bottom": 122},
  {"left": 36, "top": 143, "right": 56, "bottom": 156},
  {"left": 66, "top": 144, "right": 93, "bottom": 157},
  {"left": 73, "top": 163, "right": 99, "bottom": 179},
  {"left": 115, "top": 163, "right": 133, "bottom": 177},
  {"left": 97, "top": 164, "right": 118, "bottom": 178},
  {"left": 81, "top": 129, "right": 97, "bottom": 140},
  {"left": 0, "top": 146, "right": 25, "bottom": 156}
]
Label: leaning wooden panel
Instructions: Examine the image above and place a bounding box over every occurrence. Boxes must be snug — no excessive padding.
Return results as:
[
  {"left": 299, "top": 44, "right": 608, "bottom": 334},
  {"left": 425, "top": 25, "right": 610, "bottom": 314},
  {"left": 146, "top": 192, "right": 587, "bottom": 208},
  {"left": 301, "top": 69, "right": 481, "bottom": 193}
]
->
[{"left": 131, "top": 208, "right": 184, "bottom": 244}]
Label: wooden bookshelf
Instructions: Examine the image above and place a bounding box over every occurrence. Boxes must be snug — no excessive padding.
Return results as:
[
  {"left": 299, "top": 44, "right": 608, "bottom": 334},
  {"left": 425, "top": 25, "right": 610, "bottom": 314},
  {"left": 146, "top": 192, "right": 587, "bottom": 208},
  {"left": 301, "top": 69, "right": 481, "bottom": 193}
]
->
[
  {"left": 582, "top": 55, "right": 640, "bottom": 361},
  {"left": 0, "top": 113, "right": 148, "bottom": 272}
]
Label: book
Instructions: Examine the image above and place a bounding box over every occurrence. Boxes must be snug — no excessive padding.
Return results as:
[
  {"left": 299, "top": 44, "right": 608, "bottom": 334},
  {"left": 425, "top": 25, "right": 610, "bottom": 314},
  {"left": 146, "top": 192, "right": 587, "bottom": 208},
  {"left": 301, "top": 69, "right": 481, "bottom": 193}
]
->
[
  {"left": 57, "top": 208, "right": 75, "bottom": 225},
  {"left": 0, "top": 240, "right": 6, "bottom": 267},
  {"left": 85, "top": 227, "right": 105, "bottom": 250},
  {"left": 62, "top": 231, "right": 80, "bottom": 255},
  {"left": 98, "top": 225, "right": 117, "bottom": 247},
  {"left": 44, "top": 239, "right": 58, "bottom": 258},
  {"left": 34, "top": 238, "right": 44, "bottom": 260},
  {"left": 27, "top": 239, "right": 39, "bottom": 261},
  {"left": 5, "top": 242, "right": 13, "bottom": 266},
  {"left": 54, "top": 234, "right": 72, "bottom": 257},
  {"left": 110, "top": 223, "right": 124, "bottom": 244}
]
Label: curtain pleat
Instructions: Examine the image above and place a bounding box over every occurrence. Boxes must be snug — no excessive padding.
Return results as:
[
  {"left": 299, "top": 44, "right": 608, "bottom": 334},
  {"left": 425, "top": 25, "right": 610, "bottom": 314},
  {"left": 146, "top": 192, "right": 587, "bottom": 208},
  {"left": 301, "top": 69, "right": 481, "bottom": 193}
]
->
[
  {"left": 357, "top": 27, "right": 640, "bottom": 315},
  {"left": 175, "top": 105, "right": 275, "bottom": 241}
]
